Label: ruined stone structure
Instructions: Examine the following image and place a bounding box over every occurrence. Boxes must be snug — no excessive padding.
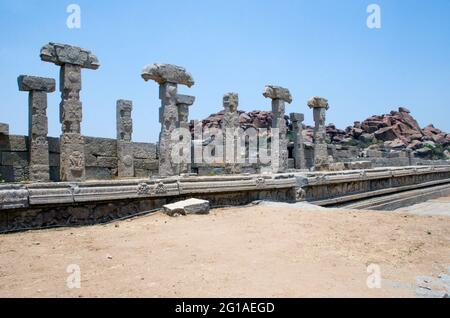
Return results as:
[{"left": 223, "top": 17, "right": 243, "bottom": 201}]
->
[
  {"left": 307, "top": 96, "right": 329, "bottom": 167},
  {"left": 1, "top": 42, "right": 450, "bottom": 234},
  {"left": 263, "top": 85, "right": 292, "bottom": 173},
  {"left": 175, "top": 94, "right": 195, "bottom": 174},
  {"left": 290, "top": 113, "right": 306, "bottom": 170},
  {"left": 223, "top": 93, "right": 241, "bottom": 174},
  {"left": 116, "top": 100, "right": 134, "bottom": 178},
  {"left": 17, "top": 75, "right": 55, "bottom": 182},
  {"left": 142, "top": 63, "right": 195, "bottom": 177},
  {"left": 40, "top": 42, "right": 100, "bottom": 181}
]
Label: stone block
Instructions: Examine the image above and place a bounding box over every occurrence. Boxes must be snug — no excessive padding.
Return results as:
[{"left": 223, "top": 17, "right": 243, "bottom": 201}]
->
[
  {"left": 96, "top": 156, "right": 118, "bottom": 169},
  {"left": 133, "top": 158, "right": 158, "bottom": 171},
  {"left": 0, "top": 135, "right": 28, "bottom": 152},
  {"left": 141, "top": 63, "right": 195, "bottom": 87},
  {"left": 263, "top": 85, "right": 292, "bottom": 103},
  {"left": 48, "top": 137, "right": 60, "bottom": 153},
  {"left": 307, "top": 96, "right": 329, "bottom": 109},
  {"left": 40, "top": 42, "right": 100, "bottom": 69},
  {"left": 176, "top": 94, "right": 195, "bottom": 106},
  {"left": 163, "top": 198, "right": 210, "bottom": 216},
  {"left": 85, "top": 167, "right": 114, "bottom": 180},
  {"left": 0, "top": 123, "right": 9, "bottom": 135},
  {"left": 17, "top": 75, "right": 55, "bottom": 92},
  {"left": 132, "top": 142, "right": 157, "bottom": 159},
  {"left": 1, "top": 151, "right": 28, "bottom": 166},
  {"left": 84, "top": 137, "right": 117, "bottom": 157}
]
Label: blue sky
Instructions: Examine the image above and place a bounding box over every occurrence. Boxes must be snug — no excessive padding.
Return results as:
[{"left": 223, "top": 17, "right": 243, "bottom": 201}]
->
[{"left": 0, "top": 0, "right": 449, "bottom": 142}]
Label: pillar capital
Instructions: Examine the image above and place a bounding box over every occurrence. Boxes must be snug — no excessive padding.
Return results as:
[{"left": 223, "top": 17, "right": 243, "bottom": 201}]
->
[
  {"left": 141, "top": 63, "right": 195, "bottom": 87},
  {"left": 263, "top": 85, "right": 292, "bottom": 104},
  {"left": 307, "top": 96, "right": 329, "bottom": 110}
]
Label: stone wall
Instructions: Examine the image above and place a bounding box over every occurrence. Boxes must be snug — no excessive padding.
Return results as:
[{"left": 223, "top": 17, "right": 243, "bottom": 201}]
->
[{"left": 0, "top": 134, "right": 158, "bottom": 183}]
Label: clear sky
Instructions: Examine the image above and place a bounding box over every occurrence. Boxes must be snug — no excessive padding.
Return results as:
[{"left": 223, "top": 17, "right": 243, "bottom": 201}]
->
[{"left": 0, "top": 0, "right": 449, "bottom": 142}]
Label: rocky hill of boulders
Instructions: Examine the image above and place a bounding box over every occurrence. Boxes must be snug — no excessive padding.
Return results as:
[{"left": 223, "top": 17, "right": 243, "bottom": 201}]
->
[{"left": 191, "top": 107, "right": 450, "bottom": 159}]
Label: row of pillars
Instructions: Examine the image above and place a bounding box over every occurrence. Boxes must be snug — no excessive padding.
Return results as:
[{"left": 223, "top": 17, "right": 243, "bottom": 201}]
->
[
  {"left": 141, "top": 63, "right": 331, "bottom": 176},
  {"left": 18, "top": 42, "right": 330, "bottom": 182}
]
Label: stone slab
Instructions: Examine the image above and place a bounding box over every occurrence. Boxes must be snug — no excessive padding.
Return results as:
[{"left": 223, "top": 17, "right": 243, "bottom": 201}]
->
[
  {"left": 17, "top": 75, "right": 55, "bottom": 92},
  {"left": 163, "top": 198, "right": 210, "bottom": 216},
  {"left": 142, "top": 63, "right": 194, "bottom": 87},
  {"left": 40, "top": 42, "right": 100, "bottom": 69}
]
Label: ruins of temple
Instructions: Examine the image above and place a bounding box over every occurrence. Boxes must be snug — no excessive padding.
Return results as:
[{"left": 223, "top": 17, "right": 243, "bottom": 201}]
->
[{"left": 1, "top": 42, "right": 450, "bottom": 232}]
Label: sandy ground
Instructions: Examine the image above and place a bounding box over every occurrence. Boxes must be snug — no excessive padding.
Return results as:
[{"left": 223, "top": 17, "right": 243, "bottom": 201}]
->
[{"left": 0, "top": 200, "right": 449, "bottom": 298}]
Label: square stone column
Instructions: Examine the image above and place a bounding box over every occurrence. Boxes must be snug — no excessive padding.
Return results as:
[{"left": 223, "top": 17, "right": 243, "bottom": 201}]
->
[
  {"left": 290, "top": 112, "right": 306, "bottom": 170},
  {"left": 307, "top": 96, "right": 329, "bottom": 166},
  {"left": 116, "top": 99, "right": 134, "bottom": 178},
  {"left": 176, "top": 94, "right": 195, "bottom": 174},
  {"left": 263, "top": 85, "right": 292, "bottom": 173},
  {"left": 223, "top": 92, "right": 240, "bottom": 174},
  {"left": 142, "top": 63, "right": 195, "bottom": 177},
  {"left": 40, "top": 42, "right": 100, "bottom": 181},
  {"left": 18, "top": 75, "right": 56, "bottom": 182}
]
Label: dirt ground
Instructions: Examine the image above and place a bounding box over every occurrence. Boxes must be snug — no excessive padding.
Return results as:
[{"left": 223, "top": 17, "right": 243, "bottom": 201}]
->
[{"left": 0, "top": 200, "right": 449, "bottom": 298}]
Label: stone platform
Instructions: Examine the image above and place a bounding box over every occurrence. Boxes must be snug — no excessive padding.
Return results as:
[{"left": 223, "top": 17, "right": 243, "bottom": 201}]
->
[{"left": 1, "top": 165, "right": 450, "bottom": 233}]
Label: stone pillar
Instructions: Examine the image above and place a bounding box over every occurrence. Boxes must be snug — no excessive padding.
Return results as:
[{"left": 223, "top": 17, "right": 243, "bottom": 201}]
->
[
  {"left": 290, "top": 112, "right": 306, "bottom": 170},
  {"left": 141, "top": 63, "right": 195, "bottom": 177},
  {"left": 307, "top": 96, "right": 329, "bottom": 166},
  {"left": 18, "top": 75, "right": 56, "bottom": 182},
  {"left": 116, "top": 99, "right": 134, "bottom": 178},
  {"left": 40, "top": 42, "right": 100, "bottom": 181},
  {"left": 263, "top": 85, "right": 292, "bottom": 173},
  {"left": 223, "top": 93, "right": 240, "bottom": 174},
  {"left": 176, "top": 94, "right": 195, "bottom": 174}
]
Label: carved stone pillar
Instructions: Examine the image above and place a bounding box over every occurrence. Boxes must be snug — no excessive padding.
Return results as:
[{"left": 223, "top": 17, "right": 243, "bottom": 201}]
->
[
  {"left": 40, "top": 42, "right": 100, "bottom": 181},
  {"left": 290, "top": 112, "right": 306, "bottom": 170},
  {"left": 223, "top": 93, "right": 240, "bottom": 174},
  {"left": 18, "top": 75, "right": 55, "bottom": 181},
  {"left": 117, "top": 99, "right": 134, "bottom": 178},
  {"left": 263, "top": 85, "right": 292, "bottom": 173},
  {"left": 176, "top": 94, "right": 195, "bottom": 174},
  {"left": 307, "top": 96, "right": 329, "bottom": 166},
  {"left": 141, "top": 63, "right": 195, "bottom": 177}
]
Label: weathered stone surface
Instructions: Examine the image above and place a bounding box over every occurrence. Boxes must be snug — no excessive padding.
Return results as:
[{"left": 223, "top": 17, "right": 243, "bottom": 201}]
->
[
  {"left": 118, "top": 142, "right": 134, "bottom": 178},
  {"left": 223, "top": 93, "right": 241, "bottom": 174},
  {"left": 175, "top": 95, "right": 195, "bottom": 174},
  {"left": 141, "top": 63, "right": 195, "bottom": 87},
  {"left": 307, "top": 96, "right": 329, "bottom": 166},
  {"left": 0, "top": 184, "right": 29, "bottom": 209},
  {"left": 290, "top": 113, "right": 306, "bottom": 169},
  {"left": 18, "top": 76, "right": 54, "bottom": 182},
  {"left": 163, "top": 198, "right": 210, "bottom": 216},
  {"left": 1, "top": 151, "right": 28, "bottom": 166},
  {"left": 142, "top": 64, "right": 195, "bottom": 176},
  {"left": 176, "top": 94, "right": 195, "bottom": 106},
  {"left": 263, "top": 85, "right": 292, "bottom": 104},
  {"left": 131, "top": 142, "right": 157, "bottom": 159},
  {"left": 60, "top": 133, "right": 85, "bottom": 181},
  {"left": 307, "top": 97, "right": 329, "bottom": 110},
  {"left": 0, "top": 123, "right": 9, "bottom": 135},
  {"left": 40, "top": 42, "right": 100, "bottom": 69},
  {"left": 263, "top": 86, "right": 291, "bottom": 173},
  {"left": 116, "top": 100, "right": 133, "bottom": 142},
  {"left": 116, "top": 100, "right": 134, "bottom": 178},
  {"left": 40, "top": 43, "right": 100, "bottom": 181},
  {"left": 18, "top": 75, "right": 55, "bottom": 92},
  {"left": 84, "top": 137, "right": 117, "bottom": 157}
]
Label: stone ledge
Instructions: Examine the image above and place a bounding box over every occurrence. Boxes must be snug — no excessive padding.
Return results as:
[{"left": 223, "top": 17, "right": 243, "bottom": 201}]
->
[{"left": 0, "top": 174, "right": 297, "bottom": 211}]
